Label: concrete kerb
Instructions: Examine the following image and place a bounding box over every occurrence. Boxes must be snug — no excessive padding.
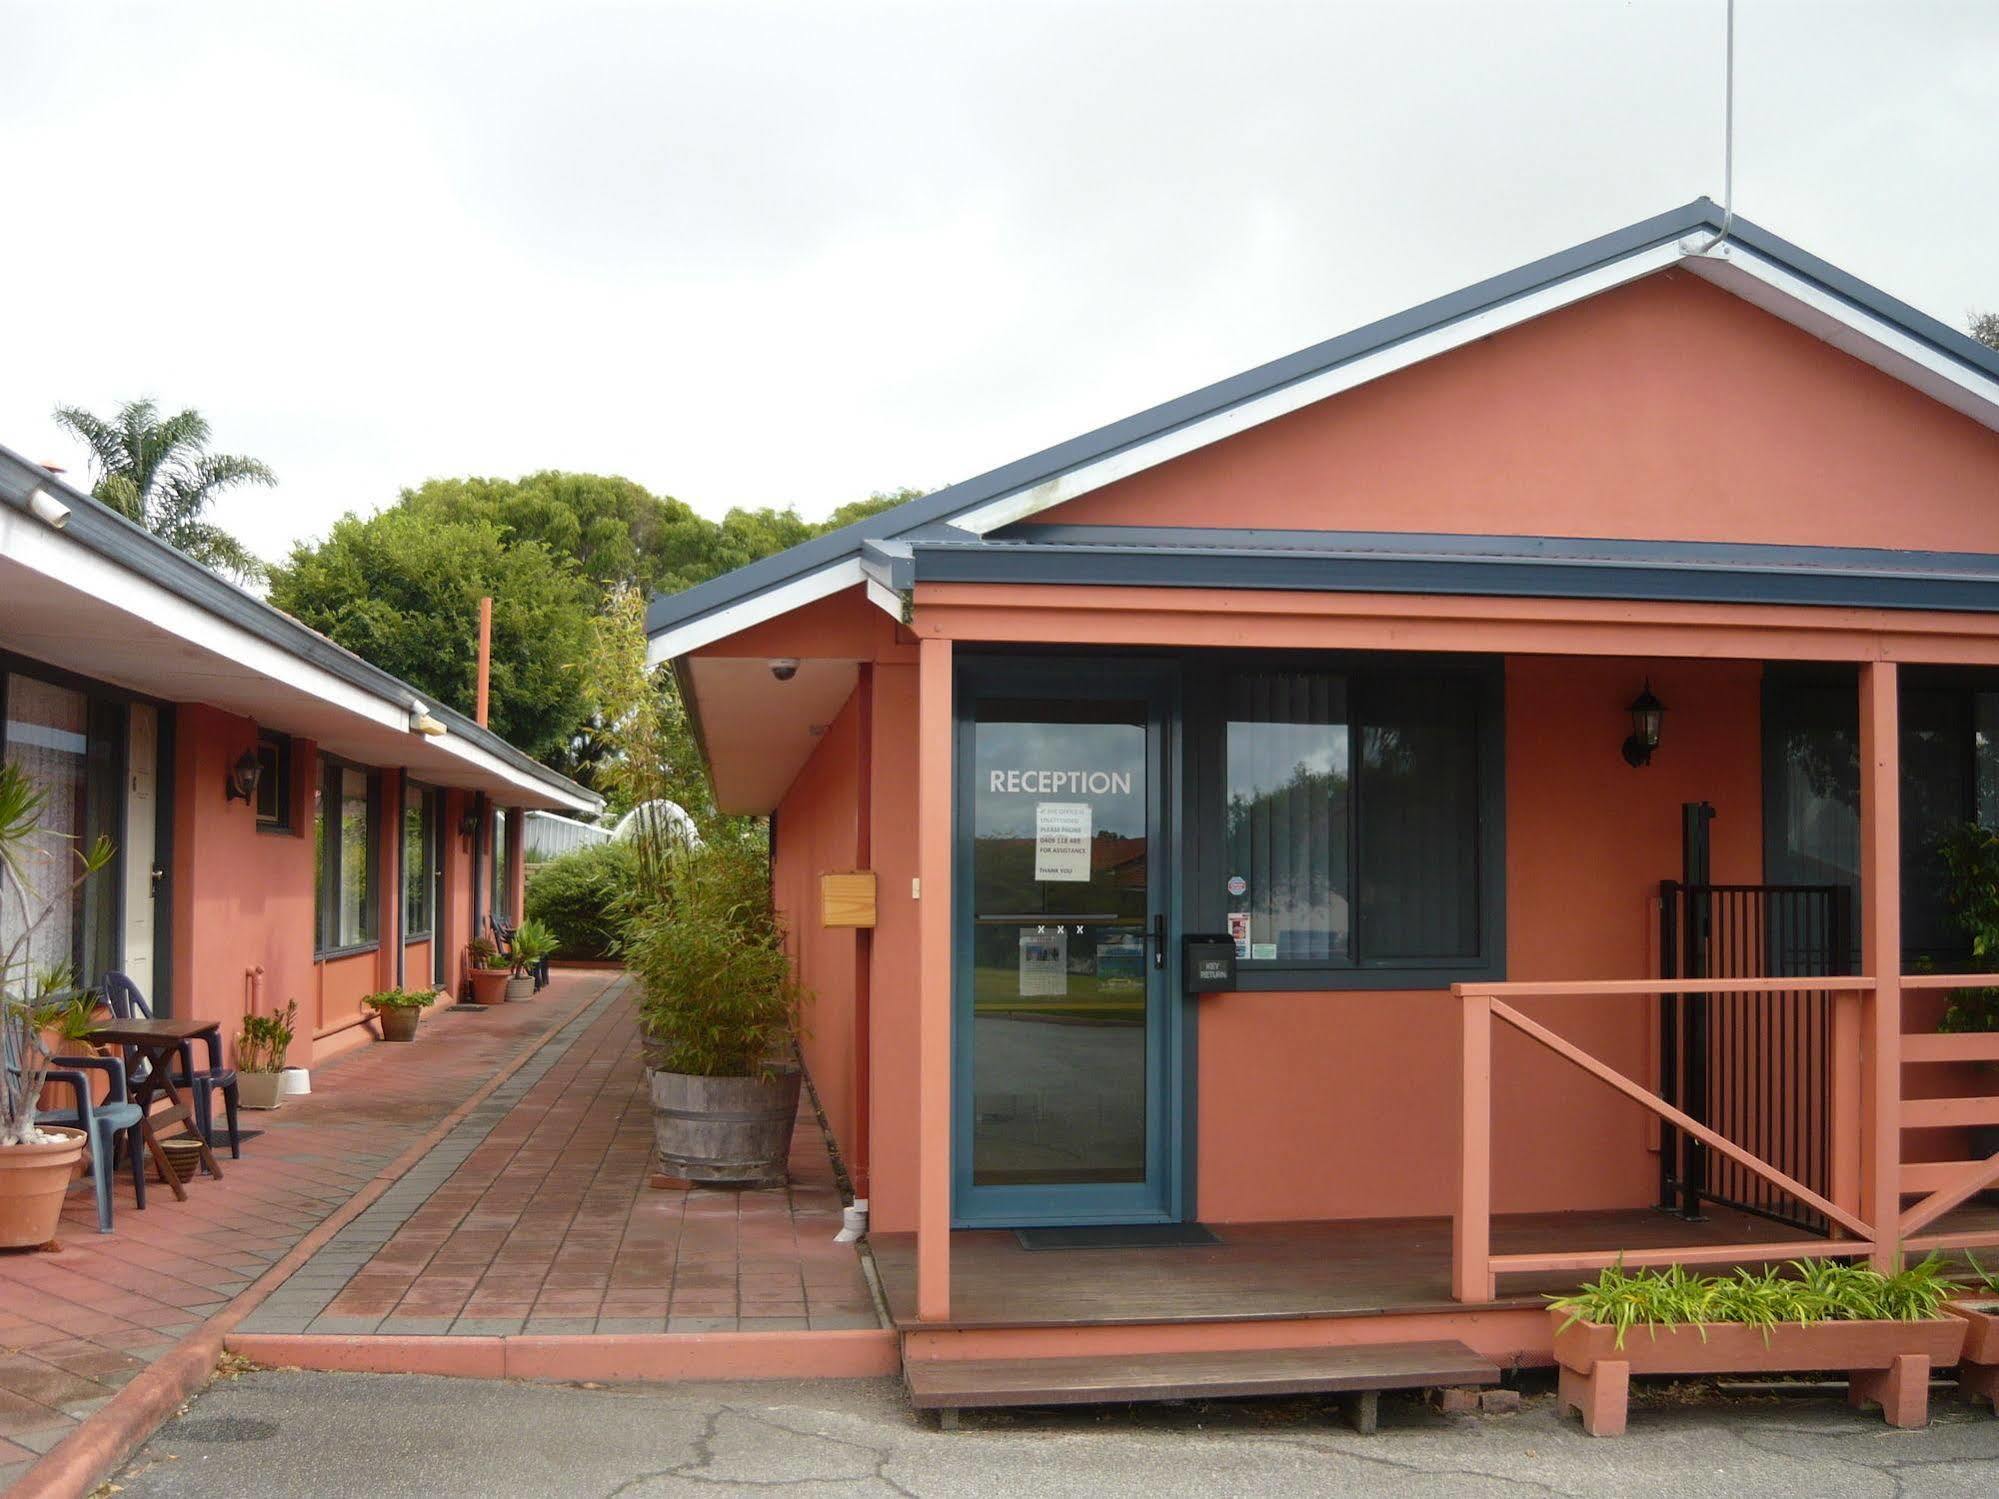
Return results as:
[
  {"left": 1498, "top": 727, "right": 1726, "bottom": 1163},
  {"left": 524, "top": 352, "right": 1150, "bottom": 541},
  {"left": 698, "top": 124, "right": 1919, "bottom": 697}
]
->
[
  {"left": 223, "top": 1329, "right": 901, "bottom": 1382},
  {"left": 6, "top": 976, "right": 635, "bottom": 1499}
]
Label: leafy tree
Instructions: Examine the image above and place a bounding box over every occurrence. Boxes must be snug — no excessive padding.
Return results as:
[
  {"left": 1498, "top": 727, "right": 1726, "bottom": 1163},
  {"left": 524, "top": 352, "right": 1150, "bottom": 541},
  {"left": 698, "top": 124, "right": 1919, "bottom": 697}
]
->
[
  {"left": 268, "top": 509, "right": 592, "bottom": 761},
  {"left": 1975, "top": 313, "right": 1999, "bottom": 352},
  {"left": 52, "top": 399, "right": 271, "bottom": 581}
]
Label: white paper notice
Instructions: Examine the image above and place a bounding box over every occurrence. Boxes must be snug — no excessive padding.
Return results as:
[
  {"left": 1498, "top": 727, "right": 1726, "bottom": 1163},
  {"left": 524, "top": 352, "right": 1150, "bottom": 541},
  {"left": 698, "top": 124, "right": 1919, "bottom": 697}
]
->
[
  {"left": 1034, "top": 801, "right": 1092, "bottom": 882},
  {"left": 1018, "top": 928, "right": 1068, "bottom": 996}
]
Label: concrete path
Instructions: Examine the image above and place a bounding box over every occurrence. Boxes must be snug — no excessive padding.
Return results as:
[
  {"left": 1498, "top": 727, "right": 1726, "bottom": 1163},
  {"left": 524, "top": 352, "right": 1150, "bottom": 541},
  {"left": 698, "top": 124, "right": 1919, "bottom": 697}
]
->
[{"left": 111, "top": 1368, "right": 1999, "bottom": 1498}]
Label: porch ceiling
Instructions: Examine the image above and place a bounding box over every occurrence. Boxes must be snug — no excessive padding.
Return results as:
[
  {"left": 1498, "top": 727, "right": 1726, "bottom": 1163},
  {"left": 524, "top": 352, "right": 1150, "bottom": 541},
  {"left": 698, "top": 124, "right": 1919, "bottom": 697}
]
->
[{"left": 682, "top": 654, "right": 859, "bottom": 813}]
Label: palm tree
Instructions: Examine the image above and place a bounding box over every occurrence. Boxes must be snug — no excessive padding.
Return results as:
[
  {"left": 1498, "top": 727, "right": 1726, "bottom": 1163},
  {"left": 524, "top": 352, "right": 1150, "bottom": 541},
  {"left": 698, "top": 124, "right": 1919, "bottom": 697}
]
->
[{"left": 52, "top": 400, "right": 272, "bottom": 582}]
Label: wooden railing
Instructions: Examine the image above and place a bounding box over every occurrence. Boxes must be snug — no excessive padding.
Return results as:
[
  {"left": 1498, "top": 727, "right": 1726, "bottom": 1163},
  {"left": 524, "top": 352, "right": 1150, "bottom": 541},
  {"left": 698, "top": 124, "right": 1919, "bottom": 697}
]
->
[
  {"left": 1452, "top": 977, "right": 1875, "bottom": 1304},
  {"left": 1453, "top": 973, "right": 1999, "bottom": 1302},
  {"left": 1896, "top": 974, "right": 1999, "bottom": 1248}
]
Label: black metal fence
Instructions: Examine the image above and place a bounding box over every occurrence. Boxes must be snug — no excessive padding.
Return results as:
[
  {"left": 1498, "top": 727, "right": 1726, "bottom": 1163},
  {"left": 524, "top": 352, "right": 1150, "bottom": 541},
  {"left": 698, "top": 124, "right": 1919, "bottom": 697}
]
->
[{"left": 1657, "top": 881, "right": 1853, "bottom": 1232}]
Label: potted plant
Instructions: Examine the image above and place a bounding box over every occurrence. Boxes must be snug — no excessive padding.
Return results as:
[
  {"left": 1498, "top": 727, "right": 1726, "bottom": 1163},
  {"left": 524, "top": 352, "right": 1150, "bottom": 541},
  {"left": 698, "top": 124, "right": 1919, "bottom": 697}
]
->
[
  {"left": 626, "top": 836, "right": 804, "bottom": 1186},
  {"left": 363, "top": 987, "right": 437, "bottom": 1042},
  {"left": 235, "top": 999, "right": 299, "bottom": 1109},
  {"left": 0, "top": 763, "right": 114, "bottom": 1248},
  {"left": 1549, "top": 1257, "right": 1966, "bottom": 1436},
  {"left": 505, "top": 919, "right": 557, "bottom": 1001},
  {"left": 465, "top": 938, "right": 509, "bottom": 1006}
]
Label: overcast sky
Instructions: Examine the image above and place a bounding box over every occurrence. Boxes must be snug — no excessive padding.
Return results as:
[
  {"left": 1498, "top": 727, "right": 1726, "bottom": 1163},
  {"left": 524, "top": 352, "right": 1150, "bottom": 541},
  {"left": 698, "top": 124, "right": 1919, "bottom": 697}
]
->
[{"left": 2, "top": 1, "right": 1994, "bottom": 567}]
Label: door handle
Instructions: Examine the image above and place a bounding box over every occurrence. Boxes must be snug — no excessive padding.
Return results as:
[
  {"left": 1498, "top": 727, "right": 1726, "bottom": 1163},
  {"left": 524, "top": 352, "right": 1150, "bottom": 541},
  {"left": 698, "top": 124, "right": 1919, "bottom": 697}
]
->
[{"left": 1153, "top": 913, "right": 1166, "bottom": 969}]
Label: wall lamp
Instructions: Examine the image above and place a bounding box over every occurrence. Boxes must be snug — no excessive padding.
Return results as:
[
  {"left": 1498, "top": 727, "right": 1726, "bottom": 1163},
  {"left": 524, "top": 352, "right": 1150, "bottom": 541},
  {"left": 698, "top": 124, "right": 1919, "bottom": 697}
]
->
[
  {"left": 226, "top": 748, "right": 264, "bottom": 803},
  {"left": 1622, "top": 681, "right": 1666, "bottom": 768},
  {"left": 459, "top": 809, "right": 483, "bottom": 843}
]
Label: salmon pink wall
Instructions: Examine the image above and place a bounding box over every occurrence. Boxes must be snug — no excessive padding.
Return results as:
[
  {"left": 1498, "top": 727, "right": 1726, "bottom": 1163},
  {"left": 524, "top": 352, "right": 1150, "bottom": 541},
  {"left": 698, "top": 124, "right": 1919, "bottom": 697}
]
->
[
  {"left": 1042, "top": 271, "right": 1999, "bottom": 553},
  {"left": 864, "top": 663, "right": 922, "bottom": 1231},
  {"left": 772, "top": 689, "right": 864, "bottom": 1162},
  {"left": 170, "top": 705, "right": 318, "bottom": 1069}
]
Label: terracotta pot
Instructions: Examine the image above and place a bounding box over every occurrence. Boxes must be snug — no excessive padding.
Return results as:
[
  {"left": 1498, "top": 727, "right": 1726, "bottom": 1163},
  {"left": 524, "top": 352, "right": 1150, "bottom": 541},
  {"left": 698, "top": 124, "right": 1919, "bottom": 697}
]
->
[
  {"left": 468, "top": 968, "right": 510, "bottom": 1006},
  {"left": 649, "top": 1067, "right": 802, "bottom": 1187},
  {"left": 238, "top": 1071, "right": 286, "bottom": 1110},
  {"left": 0, "top": 1127, "right": 88, "bottom": 1248},
  {"left": 1551, "top": 1307, "right": 1968, "bottom": 1376},
  {"left": 504, "top": 975, "right": 535, "bottom": 1002},
  {"left": 375, "top": 1007, "right": 421, "bottom": 1042}
]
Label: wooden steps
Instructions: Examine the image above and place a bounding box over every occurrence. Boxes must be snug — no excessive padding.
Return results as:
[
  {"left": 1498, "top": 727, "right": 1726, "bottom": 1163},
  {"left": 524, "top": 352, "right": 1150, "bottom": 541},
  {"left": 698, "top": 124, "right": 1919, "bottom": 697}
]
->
[{"left": 904, "top": 1338, "right": 1500, "bottom": 1431}]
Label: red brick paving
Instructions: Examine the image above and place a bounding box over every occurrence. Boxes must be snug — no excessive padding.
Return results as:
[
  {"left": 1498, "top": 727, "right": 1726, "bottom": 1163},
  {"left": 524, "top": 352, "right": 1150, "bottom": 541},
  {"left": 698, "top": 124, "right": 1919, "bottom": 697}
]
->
[
  {"left": 0, "top": 974, "right": 619, "bottom": 1492},
  {"left": 288, "top": 997, "right": 875, "bottom": 1336}
]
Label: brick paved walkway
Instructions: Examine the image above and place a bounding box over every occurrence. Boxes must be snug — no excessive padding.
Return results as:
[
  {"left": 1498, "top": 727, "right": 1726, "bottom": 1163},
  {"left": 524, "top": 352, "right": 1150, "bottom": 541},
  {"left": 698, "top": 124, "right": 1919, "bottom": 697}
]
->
[
  {"left": 0, "top": 973, "right": 621, "bottom": 1489},
  {"left": 237, "top": 993, "right": 876, "bottom": 1338}
]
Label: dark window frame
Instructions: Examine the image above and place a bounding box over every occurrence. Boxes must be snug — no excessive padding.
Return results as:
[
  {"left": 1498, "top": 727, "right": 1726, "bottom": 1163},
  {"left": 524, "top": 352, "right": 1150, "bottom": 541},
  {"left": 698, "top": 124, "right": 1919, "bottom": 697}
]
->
[
  {"left": 314, "top": 754, "right": 381, "bottom": 958},
  {"left": 253, "top": 730, "right": 292, "bottom": 832},
  {"left": 1185, "top": 652, "right": 1506, "bottom": 992}
]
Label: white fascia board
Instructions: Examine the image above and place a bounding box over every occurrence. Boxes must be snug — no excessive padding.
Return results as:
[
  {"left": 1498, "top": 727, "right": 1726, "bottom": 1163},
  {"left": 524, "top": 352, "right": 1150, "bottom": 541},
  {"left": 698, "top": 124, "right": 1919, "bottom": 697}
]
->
[
  {"left": 865, "top": 578, "right": 904, "bottom": 621},
  {"left": 1682, "top": 244, "right": 1999, "bottom": 433},
  {"left": 944, "top": 241, "right": 1691, "bottom": 535},
  {"left": 0, "top": 508, "right": 597, "bottom": 814},
  {"left": 646, "top": 557, "right": 866, "bottom": 664}
]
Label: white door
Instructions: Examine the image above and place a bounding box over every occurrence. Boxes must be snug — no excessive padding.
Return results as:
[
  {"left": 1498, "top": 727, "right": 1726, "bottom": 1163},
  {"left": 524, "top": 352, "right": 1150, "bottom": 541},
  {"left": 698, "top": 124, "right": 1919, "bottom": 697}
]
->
[{"left": 122, "top": 705, "right": 157, "bottom": 997}]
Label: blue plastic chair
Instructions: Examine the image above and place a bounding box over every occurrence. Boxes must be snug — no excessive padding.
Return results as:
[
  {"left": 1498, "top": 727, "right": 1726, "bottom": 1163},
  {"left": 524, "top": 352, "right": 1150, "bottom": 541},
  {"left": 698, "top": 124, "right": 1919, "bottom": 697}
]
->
[
  {"left": 491, "top": 915, "right": 549, "bottom": 991},
  {"left": 102, "top": 973, "right": 240, "bottom": 1159},
  {"left": 3, "top": 1024, "right": 145, "bottom": 1233}
]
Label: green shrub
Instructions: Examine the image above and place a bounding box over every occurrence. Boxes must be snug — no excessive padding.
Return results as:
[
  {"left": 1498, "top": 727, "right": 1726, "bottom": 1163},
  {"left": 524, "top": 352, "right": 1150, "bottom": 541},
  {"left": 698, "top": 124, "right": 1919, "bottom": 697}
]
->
[
  {"left": 363, "top": 987, "right": 439, "bottom": 1010},
  {"left": 525, "top": 840, "right": 640, "bottom": 960},
  {"left": 1550, "top": 1255, "right": 1956, "bottom": 1347},
  {"left": 624, "top": 837, "right": 801, "bottom": 1079}
]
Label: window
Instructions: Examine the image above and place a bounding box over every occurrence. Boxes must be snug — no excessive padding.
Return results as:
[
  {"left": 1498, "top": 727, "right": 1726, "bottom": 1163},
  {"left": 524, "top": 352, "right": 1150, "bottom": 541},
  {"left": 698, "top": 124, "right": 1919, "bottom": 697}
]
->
[
  {"left": 315, "top": 758, "right": 378, "bottom": 952},
  {"left": 404, "top": 786, "right": 435, "bottom": 938},
  {"left": 1765, "top": 667, "right": 1999, "bottom": 965},
  {"left": 253, "top": 731, "right": 291, "bottom": 830},
  {"left": 1212, "top": 660, "right": 1498, "bottom": 981},
  {"left": 1, "top": 675, "right": 122, "bottom": 986},
  {"left": 490, "top": 807, "right": 510, "bottom": 923}
]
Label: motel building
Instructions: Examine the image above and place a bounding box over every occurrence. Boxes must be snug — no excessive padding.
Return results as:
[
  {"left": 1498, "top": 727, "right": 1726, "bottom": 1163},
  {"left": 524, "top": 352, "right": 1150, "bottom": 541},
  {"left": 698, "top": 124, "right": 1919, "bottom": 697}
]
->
[
  {"left": 648, "top": 200, "right": 1999, "bottom": 1406},
  {"left": 0, "top": 442, "right": 599, "bottom": 1072}
]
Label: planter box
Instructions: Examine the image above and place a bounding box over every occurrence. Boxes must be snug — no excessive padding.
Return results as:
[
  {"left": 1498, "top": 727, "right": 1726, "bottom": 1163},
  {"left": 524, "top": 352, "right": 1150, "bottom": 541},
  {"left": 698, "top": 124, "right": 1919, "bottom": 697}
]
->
[
  {"left": 504, "top": 975, "right": 535, "bottom": 1002},
  {"left": 468, "top": 968, "right": 510, "bottom": 1006},
  {"left": 0, "top": 1127, "right": 87, "bottom": 1248},
  {"left": 649, "top": 1067, "right": 802, "bottom": 1187},
  {"left": 375, "top": 1007, "right": 421, "bottom": 1043},
  {"left": 238, "top": 1071, "right": 286, "bottom": 1110},
  {"left": 1551, "top": 1307, "right": 1967, "bottom": 1435},
  {"left": 1948, "top": 1298, "right": 1999, "bottom": 1412}
]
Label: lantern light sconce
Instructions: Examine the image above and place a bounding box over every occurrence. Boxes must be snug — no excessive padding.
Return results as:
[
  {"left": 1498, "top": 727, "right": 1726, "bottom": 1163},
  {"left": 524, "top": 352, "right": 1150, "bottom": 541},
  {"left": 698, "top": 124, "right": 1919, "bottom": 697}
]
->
[
  {"left": 226, "top": 748, "right": 264, "bottom": 803},
  {"left": 1622, "top": 681, "right": 1666, "bottom": 768},
  {"left": 459, "top": 809, "right": 483, "bottom": 844}
]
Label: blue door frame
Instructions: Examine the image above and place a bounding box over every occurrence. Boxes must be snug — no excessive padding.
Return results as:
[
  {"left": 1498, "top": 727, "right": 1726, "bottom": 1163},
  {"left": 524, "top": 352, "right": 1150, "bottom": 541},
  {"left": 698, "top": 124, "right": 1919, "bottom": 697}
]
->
[{"left": 951, "top": 656, "right": 1188, "bottom": 1228}]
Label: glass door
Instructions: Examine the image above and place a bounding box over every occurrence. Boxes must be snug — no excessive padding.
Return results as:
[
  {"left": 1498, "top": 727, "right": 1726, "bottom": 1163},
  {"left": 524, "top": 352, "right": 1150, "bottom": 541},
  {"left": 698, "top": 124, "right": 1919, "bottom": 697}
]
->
[{"left": 955, "top": 659, "right": 1178, "bottom": 1226}]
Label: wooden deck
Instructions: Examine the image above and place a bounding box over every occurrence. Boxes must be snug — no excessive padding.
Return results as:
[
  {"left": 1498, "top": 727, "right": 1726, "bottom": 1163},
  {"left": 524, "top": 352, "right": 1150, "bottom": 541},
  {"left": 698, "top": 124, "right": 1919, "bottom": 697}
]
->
[{"left": 872, "top": 1203, "right": 1999, "bottom": 1330}]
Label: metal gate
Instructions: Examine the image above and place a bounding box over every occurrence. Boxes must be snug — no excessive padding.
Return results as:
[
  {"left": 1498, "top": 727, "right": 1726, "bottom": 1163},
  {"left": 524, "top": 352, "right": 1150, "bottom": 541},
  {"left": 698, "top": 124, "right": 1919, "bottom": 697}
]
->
[{"left": 1657, "top": 803, "right": 1852, "bottom": 1232}]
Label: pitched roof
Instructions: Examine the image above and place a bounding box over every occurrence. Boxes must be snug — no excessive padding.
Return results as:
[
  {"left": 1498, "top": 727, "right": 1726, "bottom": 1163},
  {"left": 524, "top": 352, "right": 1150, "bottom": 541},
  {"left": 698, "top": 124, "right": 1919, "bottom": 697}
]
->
[{"left": 647, "top": 198, "right": 1999, "bottom": 659}]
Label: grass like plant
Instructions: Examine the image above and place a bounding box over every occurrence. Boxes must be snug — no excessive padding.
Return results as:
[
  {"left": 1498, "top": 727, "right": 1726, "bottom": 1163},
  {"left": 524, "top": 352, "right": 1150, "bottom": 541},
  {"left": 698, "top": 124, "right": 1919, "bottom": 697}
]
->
[
  {"left": 1550, "top": 1254, "right": 1957, "bottom": 1348},
  {"left": 235, "top": 999, "right": 299, "bottom": 1074},
  {"left": 362, "top": 987, "right": 439, "bottom": 1011}
]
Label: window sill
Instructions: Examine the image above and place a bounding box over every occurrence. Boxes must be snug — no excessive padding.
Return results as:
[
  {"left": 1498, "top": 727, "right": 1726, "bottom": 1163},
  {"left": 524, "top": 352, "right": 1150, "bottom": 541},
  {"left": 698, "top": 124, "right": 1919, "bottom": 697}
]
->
[
  {"left": 403, "top": 932, "right": 433, "bottom": 945},
  {"left": 1222, "top": 963, "right": 1505, "bottom": 994},
  {"left": 314, "top": 941, "right": 381, "bottom": 963}
]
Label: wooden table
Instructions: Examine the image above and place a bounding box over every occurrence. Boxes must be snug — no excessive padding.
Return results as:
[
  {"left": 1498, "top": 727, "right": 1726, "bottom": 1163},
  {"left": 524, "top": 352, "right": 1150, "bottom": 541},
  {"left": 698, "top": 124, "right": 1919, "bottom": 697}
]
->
[{"left": 84, "top": 1017, "right": 225, "bottom": 1202}]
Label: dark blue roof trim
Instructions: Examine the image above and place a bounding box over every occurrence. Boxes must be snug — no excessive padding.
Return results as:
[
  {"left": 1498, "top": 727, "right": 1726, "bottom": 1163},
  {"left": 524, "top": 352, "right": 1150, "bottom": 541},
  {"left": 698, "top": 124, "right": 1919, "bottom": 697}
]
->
[
  {"left": 647, "top": 198, "right": 1999, "bottom": 644},
  {"left": 894, "top": 529, "right": 1999, "bottom": 614}
]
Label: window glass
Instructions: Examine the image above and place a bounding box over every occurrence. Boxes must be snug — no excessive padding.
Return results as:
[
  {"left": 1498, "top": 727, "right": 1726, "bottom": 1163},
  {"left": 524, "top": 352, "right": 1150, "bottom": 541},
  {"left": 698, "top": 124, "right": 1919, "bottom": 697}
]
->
[
  {"left": 338, "top": 767, "right": 372, "bottom": 946},
  {"left": 404, "top": 788, "right": 433, "bottom": 937},
  {"left": 490, "top": 809, "right": 509, "bottom": 922},
  {"left": 2, "top": 676, "right": 120, "bottom": 985},
  {"left": 1225, "top": 674, "right": 1350, "bottom": 962},
  {"left": 1357, "top": 678, "right": 1481, "bottom": 961},
  {"left": 1221, "top": 666, "right": 1485, "bottom": 969},
  {"left": 254, "top": 733, "right": 289, "bottom": 829}
]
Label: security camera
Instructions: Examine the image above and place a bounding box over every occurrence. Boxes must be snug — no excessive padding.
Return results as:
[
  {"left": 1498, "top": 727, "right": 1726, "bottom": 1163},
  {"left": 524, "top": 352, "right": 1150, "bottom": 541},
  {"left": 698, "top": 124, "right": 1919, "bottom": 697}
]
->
[{"left": 768, "top": 658, "right": 799, "bottom": 682}]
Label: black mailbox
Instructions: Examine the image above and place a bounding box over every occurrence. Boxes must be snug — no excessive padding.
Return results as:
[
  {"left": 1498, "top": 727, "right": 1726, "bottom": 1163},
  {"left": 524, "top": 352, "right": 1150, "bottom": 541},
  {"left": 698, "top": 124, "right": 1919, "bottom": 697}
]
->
[{"left": 1183, "top": 935, "right": 1238, "bottom": 993}]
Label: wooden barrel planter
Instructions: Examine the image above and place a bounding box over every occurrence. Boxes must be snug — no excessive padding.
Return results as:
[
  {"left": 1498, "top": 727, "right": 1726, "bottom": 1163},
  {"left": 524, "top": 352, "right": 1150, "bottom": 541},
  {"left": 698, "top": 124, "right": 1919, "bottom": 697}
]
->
[
  {"left": 1552, "top": 1307, "right": 1968, "bottom": 1435},
  {"left": 648, "top": 1068, "right": 801, "bottom": 1187}
]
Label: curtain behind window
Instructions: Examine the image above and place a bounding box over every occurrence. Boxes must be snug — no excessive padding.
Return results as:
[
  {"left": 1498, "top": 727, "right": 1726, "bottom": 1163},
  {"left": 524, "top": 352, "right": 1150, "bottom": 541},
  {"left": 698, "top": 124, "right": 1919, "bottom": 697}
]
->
[
  {"left": 1357, "top": 678, "right": 1480, "bottom": 961},
  {"left": 2, "top": 677, "right": 120, "bottom": 986}
]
